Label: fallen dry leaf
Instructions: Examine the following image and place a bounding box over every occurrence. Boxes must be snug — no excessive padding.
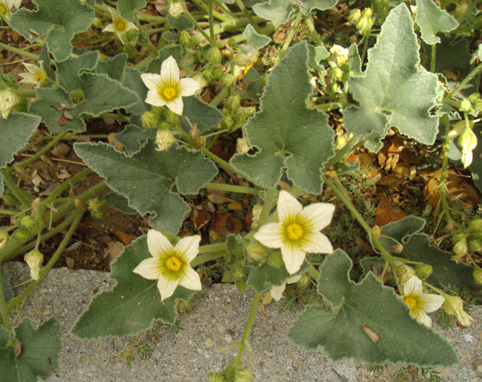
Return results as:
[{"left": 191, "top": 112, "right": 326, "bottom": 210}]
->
[{"left": 375, "top": 194, "right": 407, "bottom": 226}]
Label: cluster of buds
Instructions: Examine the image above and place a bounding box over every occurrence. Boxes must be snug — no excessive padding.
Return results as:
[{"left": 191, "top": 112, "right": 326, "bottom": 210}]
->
[
  {"left": 348, "top": 8, "right": 373, "bottom": 36},
  {"left": 451, "top": 218, "right": 482, "bottom": 284}
]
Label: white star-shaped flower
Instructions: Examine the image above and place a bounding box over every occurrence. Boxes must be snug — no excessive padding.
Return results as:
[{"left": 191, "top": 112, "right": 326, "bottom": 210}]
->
[
  {"left": 19, "top": 61, "right": 48, "bottom": 87},
  {"left": 401, "top": 276, "right": 444, "bottom": 327},
  {"left": 133, "top": 230, "right": 202, "bottom": 301},
  {"left": 141, "top": 56, "right": 200, "bottom": 115},
  {"left": 254, "top": 190, "right": 335, "bottom": 275},
  {"left": 102, "top": 8, "right": 138, "bottom": 44}
]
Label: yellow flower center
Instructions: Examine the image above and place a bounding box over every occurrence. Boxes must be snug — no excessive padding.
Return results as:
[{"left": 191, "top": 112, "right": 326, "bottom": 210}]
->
[
  {"left": 116, "top": 21, "right": 127, "bottom": 32},
  {"left": 165, "top": 256, "right": 182, "bottom": 272},
  {"left": 286, "top": 223, "right": 303, "bottom": 240},
  {"left": 404, "top": 296, "right": 417, "bottom": 309},
  {"left": 162, "top": 87, "right": 177, "bottom": 100},
  {"left": 0, "top": 4, "right": 7, "bottom": 14}
]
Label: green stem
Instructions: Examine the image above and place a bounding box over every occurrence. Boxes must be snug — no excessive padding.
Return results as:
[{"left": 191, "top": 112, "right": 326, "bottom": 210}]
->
[
  {"left": 191, "top": 251, "right": 226, "bottom": 267},
  {"left": 204, "top": 182, "right": 259, "bottom": 195},
  {"left": 280, "top": 11, "right": 302, "bottom": 57},
  {"left": 0, "top": 169, "right": 34, "bottom": 208},
  {"left": 7, "top": 210, "right": 84, "bottom": 313},
  {"left": 0, "top": 43, "right": 39, "bottom": 61},
  {"left": 234, "top": 292, "right": 261, "bottom": 367},
  {"left": 182, "top": 5, "right": 220, "bottom": 47},
  {"left": 234, "top": 0, "right": 262, "bottom": 33},
  {"left": 436, "top": 116, "right": 453, "bottom": 226},
  {"left": 208, "top": 0, "right": 215, "bottom": 42},
  {"left": 430, "top": 44, "right": 436, "bottom": 73},
  {"left": 16, "top": 131, "right": 69, "bottom": 169},
  {"left": 258, "top": 188, "right": 278, "bottom": 226},
  {"left": 324, "top": 175, "right": 398, "bottom": 273},
  {"left": 0, "top": 270, "right": 11, "bottom": 331},
  {"left": 444, "top": 62, "right": 482, "bottom": 101},
  {"left": 303, "top": 14, "right": 322, "bottom": 46},
  {"left": 0, "top": 209, "right": 19, "bottom": 216},
  {"left": 324, "top": 136, "right": 365, "bottom": 169},
  {"left": 210, "top": 87, "right": 229, "bottom": 107},
  {"left": 360, "top": 34, "right": 370, "bottom": 63},
  {"left": 191, "top": 0, "right": 230, "bottom": 21}
]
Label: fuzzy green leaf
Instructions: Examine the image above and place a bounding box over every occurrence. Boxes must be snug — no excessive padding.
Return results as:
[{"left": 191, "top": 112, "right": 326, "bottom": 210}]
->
[
  {"left": 253, "top": 0, "right": 337, "bottom": 24},
  {"left": 70, "top": 236, "right": 195, "bottom": 339},
  {"left": 118, "top": 0, "right": 146, "bottom": 20},
  {"left": 230, "top": 41, "right": 334, "bottom": 194},
  {"left": 288, "top": 250, "right": 458, "bottom": 367},
  {"left": 415, "top": 0, "right": 458, "bottom": 45},
  {"left": 344, "top": 4, "right": 439, "bottom": 145},
  {"left": 115, "top": 124, "right": 156, "bottom": 155},
  {"left": 0, "top": 114, "right": 41, "bottom": 197},
  {"left": 0, "top": 317, "right": 62, "bottom": 382},
  {"left": 74, "top": 141, "right": 218, "bottom": 234},
  {"left": 239, "top": 24, "right": 271, "bottom": 53},
  {"left": 8, "top": 0, "right": 94, "bottom": 62},
  {"left": 180, "top": 96, "right": 224, "bottom": 135}
]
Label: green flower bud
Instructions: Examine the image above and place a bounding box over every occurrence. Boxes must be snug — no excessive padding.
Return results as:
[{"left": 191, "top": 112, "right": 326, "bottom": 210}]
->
[
  {"left": 347, "top": 9, "right": 361, "bottom": 24},
  {"left": 453, "top": 237, "right": 468, "bottom": 262},
  {"left": 0, "top": 230, "right": 8, "bottom": 250},
  {"left": 226, "top": 94, "right": 241, "bottom": 112},
  {"left": 415, "top": 264, "right": 433, "bottom": 281},
  {"left": 166, "top": 110, "right": 179, "bottom": 125},
  {"left": 469, "top": 239, "right": 482, "bottom": 253},
  {"left": 221, "top": 115, "right": 234, "bottom": 130},
  {"left": 20, "top": 216, "right": 37, "bottom": 232},
  {"left": 234, "top": 366, "right": 255, "bottom": 382},
  {"left": 220, "top": 73, "right": 237, "bottom": 88},
  {"left": 233, "top": 113, "right": 245, "bottom": 126},
  {"left": 14, "top": 228, "right": 31, "bottom": 241},
  {"left": 202, "top": 67, "right": 214, "bottom": 83},
  {"left": 2, "top": 193, "right": 19, "bottom": 206},
  {"left": 474, "top": 266, "right": 482, "bottom": 285},
  {"left": 208, "top": 372, "right": 226, "bottom": 382},
  {"left": 207, "top": 47, "right": 222, "bottom": 66},
  {"left": 296, "top": 274, "right": 310, "bottom": 289},
  {"left": 213, "top": 68, "right": 224, "bottom": 81},
  {"left": 246, "top": 241, "right": 268, "bottom": 262},
  {"left": 92, "top": 17, "right": 102, "bottom": 28},
  {"left": 356, "top": 8, "right": 373, "bottom": 36},
  {"left": 468, "top": 218, "right": 482, "bottom": 233},
  {"left": 88, "top": 198, "right": 105, "bottom": 219},
  {"left": 459, "top": 98, "right": 473, "bottom": 113},
  {"left": 267, "top": 251, "right": 283, "bottom": 268},
  {"left": 458, "top": 127, "right": 477, "bottom": 168},
  {"left": 179, "top": 30, "right": 191, "bottom": 46},
  {"left": 24, "top": 249, "right": 43, "bottom": 281},
  {"left": 141, "top": 111, "right": 159, "bottom": 128},
  {"left": 329, "top": 67, "right": 344, "bottom": 82}
]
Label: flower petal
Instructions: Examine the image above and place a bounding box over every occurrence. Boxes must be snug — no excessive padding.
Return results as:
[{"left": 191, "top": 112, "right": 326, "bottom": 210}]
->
[
  {"left": 145, "top": 90, "right": 167, "bottom": 107},
  {"left": 160, "top": 56, "right": 179, "bottom": 83},
  {"left": 277, "top": 191, "right": 302, "bottom": 222},
  {"left": 179, "top": 78, "right": 201, "bottom": 96},
  {"left": 403, "top": 276, "right": 423, "bottom": 296},
  {"left": 157, "top": 276, "right": 179, "bottom": 301},
  {"left": 301, "top": 232, "right": 333, "bottom": 254},
  {"left": 281, "top": 244, "right": 306, "bottom": 274},
  {"left": 102, "top": 23, "right": 116, "bottom": 33},
  {"left": 133, "top": 257, "right": 161, "bottom": 280},
  {"left": 175, "top": 235, "right": 201, "bottom": 263},
  {"left": 270, "top": 283, "right": 286, "bottom": 301},
  {"left": 126, "top": 21, "right": 139, "bottom": 31},
  {"left": 411, "top": 308, "right": 432, "bottom": 327},
  {"left": 166, "top": 97, "right": 184, "bottom": 115},
  {"left": 300, "top": 203, "right": 335, "bottom": 231},
  {"left": 419, "top": 294, "right": 444, "bottom": 313},
  {"left": 147, "top": 230, "right": 173, "bottom": 258},
  {"left": 179, "top": 267, "right": 202, "bottom": 291},
  {"left": 141, "top": 73, "right": 161, "bottom": 91},
  {"left": 254, "top": 223, "right": 283, "bottom": 249}
]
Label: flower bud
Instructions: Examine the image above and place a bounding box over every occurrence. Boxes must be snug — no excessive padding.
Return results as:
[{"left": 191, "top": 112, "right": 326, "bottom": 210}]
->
[
  {"left": 469, "top": 239, "right": 482, "bottom": 253},
  {"left": 220, "top": 73, "right": 237, "bottom": 88},
  {"left": 226, "top": 94, "right": 241, "bottom": 113},
  {"left": 459, "top": 98, "right": 473, "bottom": 113},
  {"left": 25, "top": 249, "right": 43, "bottom": 281},
  {"left": 443, "top": 295, "right": 473, "bottom": 327},
  {"left": 169, "top": 2, "right": 184, "bottom": 18},
  {"left": 20, "top": 216, "right": 37, "bottom": 232},
  {"left": 202, "top": 67, "right": 214, "bottom": 83},
  {"left": 236, "top": 138, "right": 251, "bottom": 154},
  {"left": 452, "top": 237, "right": 468, "bottom": 263},
  {"left": 468, "top": 219, "right": 482, "bottom": 233},
  {"left": 415, "top": 264, "right": 433, "bottom": 281},
  {"left": 155, "top": 130, "right": 176, "bottom": 151},
  {"left": 251, "top": 204, "right": 262, "bottom": 226},
  {"left": 330, "top": 44, "right": 349, "bottom": 67},
  {"left": 213, "top": 68, "right": 224, "bottom": 81},
  {"left": 92, "top": 17, "right": 102, "bottom": 28},
  {"left": 0, "top": 89, "right": 20, "bottom": 119},
  {"left": 189, "top": 124, "right": 205, "bottom": 148},
  {"left": 296, "top": 274, "right": 310, "bottom": 289},
  {"left": 246, "top": 241, "right": 268, "bottom": 262},
  {"left": 14, "top": 228, "right": 31, "bottom": 241},
  {"left": 0, "top": 230, "right": 8, "bottom": 250},
  {"left": 447, "top": 120, "right": 466, "bottom": 140},
  {"left": 2, "top": 193, "right": 19, "bottom": 206},
  {"left": 88, "top": 198, "right": 105, "bottom": 219},
  {"left": 208, "top": 372, "right": 226, "bottom": 382},
  {"left": 234, "top": 366, "right": 255, "bottom": 382},
  {"left": 329, "top": 67, "right": 344, "bottom": 82},
  {"left": 179, "top": 30, "right": 191, "bottom": 46},
  {"left": 458, "top": 127, "right": 477, "bottom": 168},
  {"left": 356, "top": 8, "right": 373, "bottom": 36},
  {"left": 347, "top": 9, "right": 361, "bottom": 24},
  {"left": 207, "top": 46, "right": 222, "bottom": 66},
  {"left": 141, "top": 111, "right": 159, "bottom": 128},
  {"left": 397, "top": 264, "right": 416, "bottom": 291},
  {"left": 474, "top": 266, "right": 482, "bottom": 285}
]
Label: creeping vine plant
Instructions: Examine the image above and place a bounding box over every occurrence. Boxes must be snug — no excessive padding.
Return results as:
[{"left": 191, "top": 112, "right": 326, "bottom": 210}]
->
[{"left": 0, "top": 0, "right": 481, "bottom": 380}]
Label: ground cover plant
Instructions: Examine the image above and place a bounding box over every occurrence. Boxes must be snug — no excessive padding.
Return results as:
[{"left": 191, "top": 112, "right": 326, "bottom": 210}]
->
[{"left": 0, "top": 0, "right": 482, "bottom": 380}]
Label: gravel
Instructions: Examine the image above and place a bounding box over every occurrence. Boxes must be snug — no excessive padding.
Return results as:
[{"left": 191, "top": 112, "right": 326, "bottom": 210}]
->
[{"left": 4, "top": 262, "right": 482, "bottom": 382}]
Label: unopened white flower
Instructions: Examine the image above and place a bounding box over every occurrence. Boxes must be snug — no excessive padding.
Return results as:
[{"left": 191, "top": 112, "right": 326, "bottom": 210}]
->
[
  {"left": 24, "top": 249, "right": 43, "bottom": 281},
  {"left": 443, "top": 295, "right": 473, "bottom": 327},
  {"left": 236, "top": 137, "right": 251, "bottom": 153},
  {"left": 254, "top": 190, "right": 334, "bottom": 275},
  {"left": 401, "top": 276, "right": 444, "bottom": 327},
  {"left": 19, "top": 61, "right": 48, "bottom": 87},
  {"left": 330, "top": 44, "right": 349, "bottom": 67},
  {"left": 141, "top": 56, "right": 200, "bottom": 115},
  {"left": 155, "top": 129, "right": 176, "bottom": 151},
  {"left": 133, "top": 230, "right": 202, "bottom": 301},
  {"left": 458, "top": 127, "right": 477, "bottom": 168},
  {"left": 270, "top": 274, "right": 301, "bottom": 301},
  {"left": 102, "top": 8, "right": 138, "bottom": 44},
  {"left": 169, "top": 2, "right": 184, "bottom": 18},
  {"left": 0, "top": 89, "right": 20, "bottom": 119}
]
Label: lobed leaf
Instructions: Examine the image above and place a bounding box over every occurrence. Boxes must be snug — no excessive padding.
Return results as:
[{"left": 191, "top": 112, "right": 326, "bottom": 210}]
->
[
  {"left": 288, "top": 250, "right": 459, "bottom": 367},
  {"left": 415, "top": 0, "right": 458, "bottom": 45}
]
